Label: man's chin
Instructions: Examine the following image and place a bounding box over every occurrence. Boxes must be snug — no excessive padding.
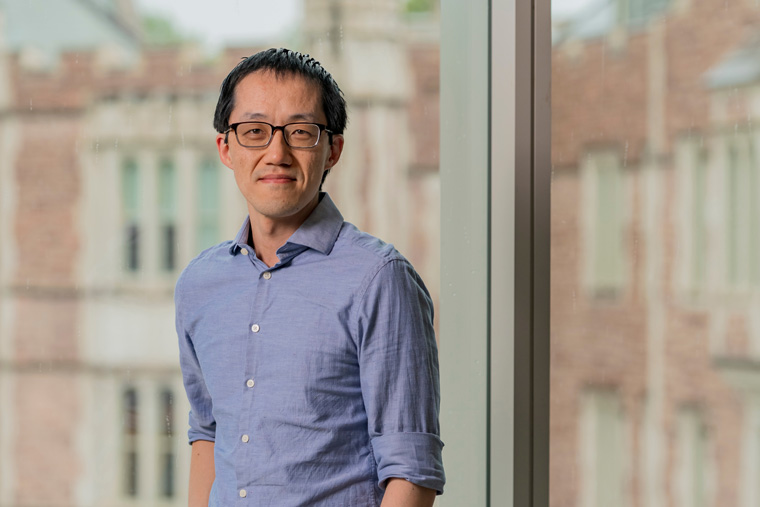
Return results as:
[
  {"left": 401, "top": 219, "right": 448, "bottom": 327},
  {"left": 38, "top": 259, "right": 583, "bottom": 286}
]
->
[{"left": 250, "top": 201, "right": 316, "bottom": 223}]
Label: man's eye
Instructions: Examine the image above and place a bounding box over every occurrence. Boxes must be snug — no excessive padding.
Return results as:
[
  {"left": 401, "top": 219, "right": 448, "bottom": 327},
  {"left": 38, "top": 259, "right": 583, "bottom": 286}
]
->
[{"left": 244, "top": 128, "right": 264, "bottom": 136}]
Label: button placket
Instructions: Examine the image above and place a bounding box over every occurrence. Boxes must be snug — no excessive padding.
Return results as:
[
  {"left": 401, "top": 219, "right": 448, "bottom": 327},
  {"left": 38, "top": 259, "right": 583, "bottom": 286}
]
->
[{"left": 240, "top": 255, "right": 269, "bottom": 483}]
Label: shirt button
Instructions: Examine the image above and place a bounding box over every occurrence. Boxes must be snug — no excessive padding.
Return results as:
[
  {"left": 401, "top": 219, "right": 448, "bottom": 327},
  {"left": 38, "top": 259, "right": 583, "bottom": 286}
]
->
[
  {"left": 240, "top": 248, "right": 249, "bottom": 256},
  {"left": 251, "top": 324, "right": 260, "bottom": 333},
  {"left": 246, "top": 379, "right": 255, "bottom": 388},
  {"left": 239, "top": 489, "right": 247, "bottom": 498},
  {"left": 242, "top": 434, "right": 250, "bottom": 443},
  {"left": 262, "top": 271, "right": 272, "bottom": 280}
]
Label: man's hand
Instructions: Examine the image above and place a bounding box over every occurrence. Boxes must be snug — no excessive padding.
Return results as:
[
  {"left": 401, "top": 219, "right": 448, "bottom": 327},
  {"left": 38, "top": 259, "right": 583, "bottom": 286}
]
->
[
  {"left": 380, "top": 478, "right": 437, "bottom": 507},
  {"left": 188, "top": 440, "right": 215, "bottom": 507}
]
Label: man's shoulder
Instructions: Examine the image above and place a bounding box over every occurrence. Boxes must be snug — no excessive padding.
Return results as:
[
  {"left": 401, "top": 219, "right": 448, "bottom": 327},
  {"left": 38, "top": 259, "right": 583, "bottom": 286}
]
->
[
  {"left": 333, "top": 221, "right": 406, "bottom": 266},
  {"left": 329, "top": 222, "right": 429, "bottom": 299},
  {"left": 175, "top": 240, "right": 236, "bottom": 291}
]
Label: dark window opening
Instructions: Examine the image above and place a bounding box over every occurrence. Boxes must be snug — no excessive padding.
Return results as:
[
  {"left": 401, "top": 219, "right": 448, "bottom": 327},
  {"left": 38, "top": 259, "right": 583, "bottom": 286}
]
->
[
  {"left": 162, "top": 224, "right": 176, "bottom": 272},
  {"left": 125, "top": 225, "right": 140, "bottom": 272}
]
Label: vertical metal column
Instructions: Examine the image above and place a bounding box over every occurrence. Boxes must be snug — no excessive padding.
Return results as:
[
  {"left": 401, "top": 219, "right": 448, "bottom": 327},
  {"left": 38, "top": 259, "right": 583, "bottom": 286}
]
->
[{"left": 510, "top": 0, "right": 551, "bottom": 505}]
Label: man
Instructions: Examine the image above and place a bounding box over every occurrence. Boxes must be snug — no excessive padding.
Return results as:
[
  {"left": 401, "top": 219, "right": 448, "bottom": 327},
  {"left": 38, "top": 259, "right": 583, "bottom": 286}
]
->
[{"left": 175, "top": 48, "right": 445, "bottom": 506}]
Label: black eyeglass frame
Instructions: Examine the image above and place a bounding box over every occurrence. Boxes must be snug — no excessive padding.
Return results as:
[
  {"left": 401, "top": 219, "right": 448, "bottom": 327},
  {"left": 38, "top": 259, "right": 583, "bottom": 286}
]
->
[{"left": 224, "top": 121, "right": 335, "bottom": 149}]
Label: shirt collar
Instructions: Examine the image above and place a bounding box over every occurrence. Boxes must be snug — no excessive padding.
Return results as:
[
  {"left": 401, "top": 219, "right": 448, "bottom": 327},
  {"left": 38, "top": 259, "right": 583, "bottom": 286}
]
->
[{"left": 228, "top": 192, "right": 344, "bottom": 257}]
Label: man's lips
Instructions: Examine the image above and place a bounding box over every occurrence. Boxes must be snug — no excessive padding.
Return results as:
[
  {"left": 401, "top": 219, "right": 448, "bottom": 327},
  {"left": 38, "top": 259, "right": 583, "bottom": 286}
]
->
[{"left": 258, "top": 174, "right": 296, "bottom": 183}]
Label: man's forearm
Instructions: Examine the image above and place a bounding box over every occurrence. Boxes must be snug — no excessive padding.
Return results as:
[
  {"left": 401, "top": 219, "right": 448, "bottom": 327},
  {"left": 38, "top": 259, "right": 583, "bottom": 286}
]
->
[
  {"left": 380, "top": 478, "right": 436, "bottom": 507},
  {"left": 188, "top": 440, "right": 215, "bottom": 507}
]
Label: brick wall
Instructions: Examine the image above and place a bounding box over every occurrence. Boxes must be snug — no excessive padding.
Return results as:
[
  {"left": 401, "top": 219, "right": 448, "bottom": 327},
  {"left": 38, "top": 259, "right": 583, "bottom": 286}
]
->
[{"left": 551, "top": 2, "right": 760, "bottom": 506}]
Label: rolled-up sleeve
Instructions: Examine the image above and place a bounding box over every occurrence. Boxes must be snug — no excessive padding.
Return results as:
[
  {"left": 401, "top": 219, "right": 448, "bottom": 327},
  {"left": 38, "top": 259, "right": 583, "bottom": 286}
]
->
[
  {"left": 175, "top": 276, "right": 216, "bottom": 444},
  {"left": 355, "top": 259, "right": 445, "bottom": 494}
]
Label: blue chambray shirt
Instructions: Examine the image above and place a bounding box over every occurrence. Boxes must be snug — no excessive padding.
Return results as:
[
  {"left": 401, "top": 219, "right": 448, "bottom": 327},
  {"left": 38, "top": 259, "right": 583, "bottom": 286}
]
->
[{"left": 175, "top": 193, "right": 445, "bottom": 506}]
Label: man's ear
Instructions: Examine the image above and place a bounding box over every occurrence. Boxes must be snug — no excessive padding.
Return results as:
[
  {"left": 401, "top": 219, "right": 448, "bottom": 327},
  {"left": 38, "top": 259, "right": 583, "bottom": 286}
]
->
[
  {"left": 325, "top": 134, "right": 344, "bottom": 170},
  {"left": 216, "top": 132, "right": 234, "bottom": 170}
]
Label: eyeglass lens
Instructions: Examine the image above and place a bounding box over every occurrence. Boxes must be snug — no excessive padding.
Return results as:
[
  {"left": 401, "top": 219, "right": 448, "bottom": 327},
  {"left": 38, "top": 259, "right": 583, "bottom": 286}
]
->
[{"left": 235, "top": 122, "right": 321, "bottom": 148}]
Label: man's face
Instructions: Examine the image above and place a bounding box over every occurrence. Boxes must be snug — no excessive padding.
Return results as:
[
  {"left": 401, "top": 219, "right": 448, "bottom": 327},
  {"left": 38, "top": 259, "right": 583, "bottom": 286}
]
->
[{"left": 216, "top": 70, "right": 343, "bottom": 226}]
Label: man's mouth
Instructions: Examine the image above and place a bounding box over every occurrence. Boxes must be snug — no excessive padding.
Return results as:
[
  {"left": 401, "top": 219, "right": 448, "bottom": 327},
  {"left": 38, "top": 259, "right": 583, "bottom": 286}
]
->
[{"left": 259, "top": 174, "right": 296, "bottom": 183}]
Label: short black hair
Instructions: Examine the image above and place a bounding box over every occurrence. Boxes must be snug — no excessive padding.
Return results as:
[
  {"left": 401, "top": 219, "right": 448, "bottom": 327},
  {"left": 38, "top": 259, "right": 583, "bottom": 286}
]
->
[{"left": 213, "top": 48, "right": 347, "bottom": 137}]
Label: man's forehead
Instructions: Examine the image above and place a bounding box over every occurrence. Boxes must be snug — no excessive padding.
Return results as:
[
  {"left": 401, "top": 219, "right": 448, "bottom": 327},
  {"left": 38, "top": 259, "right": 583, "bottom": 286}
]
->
[
  {"left": 230, "top": 70, "right": 325, "bottom": 120},
  {"left": 238, "top": 69, "right": 320, "bottom": 94},
  {"left": 238, "top": 111, "right": 320, "bottom": 122}
]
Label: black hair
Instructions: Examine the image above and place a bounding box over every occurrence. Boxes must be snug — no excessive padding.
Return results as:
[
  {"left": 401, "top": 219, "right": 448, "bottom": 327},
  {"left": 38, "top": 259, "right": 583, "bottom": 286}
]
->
[{"left": 213, "top": 48, "right": 347, "bottom": 138}]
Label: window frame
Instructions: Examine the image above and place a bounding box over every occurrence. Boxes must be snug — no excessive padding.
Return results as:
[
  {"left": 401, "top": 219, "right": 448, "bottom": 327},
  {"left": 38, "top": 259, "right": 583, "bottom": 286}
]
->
[{"left": 439, "top": 0, "right": 550, "bottom": 505}]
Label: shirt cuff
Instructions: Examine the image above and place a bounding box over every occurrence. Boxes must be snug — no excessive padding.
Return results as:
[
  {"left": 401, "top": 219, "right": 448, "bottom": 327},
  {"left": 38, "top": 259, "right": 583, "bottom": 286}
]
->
[
  {"left": 187, "top": 412, "right": 216, "bottom": 445},
  {"left": 371, "top": 432, "right": 445, "bottom": 494}
]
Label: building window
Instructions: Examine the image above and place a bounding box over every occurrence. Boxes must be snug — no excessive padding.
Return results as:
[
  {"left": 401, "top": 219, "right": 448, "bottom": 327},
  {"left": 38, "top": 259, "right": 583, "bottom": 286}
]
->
[
  {"left": 159, "top": 388, "right": 175, "bottom": 499},
  {"left": 691, "top": 148, "right": 708, "bottom": 290},
  {"left": 728, "top": 142, "right": 740, "bottom": 285},
  {"left": 750, "top": 138, "right": 759, "bottom": 287},
  {"left": 121, "top": 159, "right": 140, "bottom": 272},
  {"left": 726, "top": 134, "right": 757, "bottom": 288},
  {"left": 675, "top": 407, "right": 710, "bottom": 507},
  {"left": 196, "top": 159, "right": 220, "bottom": 253},
  {"left": 122, "top": 387, "right": 139, "bottom": 497},
  {"left": 583, "top": 151, "right": 626, "bottom": 297},
  {"left": 158, "top": 159, "right": 177, "bottom": 272},
  {"left": 580, "top": 390, "right": 627, "bottom": 507},
  {"left": 619, "top": 0, "right": 671, "bottom": 25}
]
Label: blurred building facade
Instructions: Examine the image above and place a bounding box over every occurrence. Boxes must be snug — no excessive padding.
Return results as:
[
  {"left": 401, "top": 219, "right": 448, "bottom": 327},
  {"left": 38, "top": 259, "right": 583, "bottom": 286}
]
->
[
  {"left": 552, "top": 1, "right": 760, "bottom": 506},
  {"left": 10, "top": 0, "right": 760, "bottom": 506},
  {"left": 0, "top": 0, "right": 440, "bottom": 505}
]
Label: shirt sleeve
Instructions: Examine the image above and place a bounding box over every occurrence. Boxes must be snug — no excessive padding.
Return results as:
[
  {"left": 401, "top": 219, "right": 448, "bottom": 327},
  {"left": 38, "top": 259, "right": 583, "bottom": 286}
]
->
[
  {"left": 175, "top": 276, "right": 216, "bottom": 444},
  {"left": 355, "top": 258, "right": 445, "bottom": 494}
]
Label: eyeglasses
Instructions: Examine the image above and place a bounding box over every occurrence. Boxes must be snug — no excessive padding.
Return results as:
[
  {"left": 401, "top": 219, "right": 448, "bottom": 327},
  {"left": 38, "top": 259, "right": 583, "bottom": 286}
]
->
[{"left": 224, "top": 121, "right": 333, "bottom": 149}]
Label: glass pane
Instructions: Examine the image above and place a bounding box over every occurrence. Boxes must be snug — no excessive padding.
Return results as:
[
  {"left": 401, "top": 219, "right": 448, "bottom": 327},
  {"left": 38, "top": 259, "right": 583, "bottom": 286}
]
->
[
  {"left": 158, "top": 159, "right": 176, "bottom": 220},
  {"left": 196, "top": 159, "right": 220, "bottom": 252},
  {"left": 159, "top": 159, "right": 177, "bottom": 271},
  {"left": 552, "top": 1, "right": 760, "bottom": 506},
  {"left": 0, "top": 1, "right": 441, "bottom": 505}
]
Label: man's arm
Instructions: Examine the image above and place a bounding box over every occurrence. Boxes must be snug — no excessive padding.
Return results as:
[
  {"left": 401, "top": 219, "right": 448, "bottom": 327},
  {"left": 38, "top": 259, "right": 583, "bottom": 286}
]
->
[
  {"left": 356, "top": 259, "right": 446, "bottom": 496},
  {"left": 188, "top": 440, "right": 215, "bottom": 507},
  {"left": 176, "top": 275, "right": 218, "bottom": 506},
  {"left": 381, "top": 479, "right": 436, "bottom": 507}
]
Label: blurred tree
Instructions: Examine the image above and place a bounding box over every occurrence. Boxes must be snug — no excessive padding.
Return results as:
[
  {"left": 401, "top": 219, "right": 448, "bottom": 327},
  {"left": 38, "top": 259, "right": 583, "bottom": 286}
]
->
[
  {"left": 404, "top": 0, "right": 435, "bottom": 14},
  {"left": 141, "top": 14, "right": 192, "bottom": 46}
]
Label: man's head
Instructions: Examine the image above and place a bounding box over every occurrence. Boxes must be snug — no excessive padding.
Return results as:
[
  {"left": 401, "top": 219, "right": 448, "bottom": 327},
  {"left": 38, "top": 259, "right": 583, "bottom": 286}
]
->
[
  {"left": 214, "top": 48, "right": 347, "bottom": 147},
  {"left": 214, "top": 49, "right": 346, "bottom": 228}
]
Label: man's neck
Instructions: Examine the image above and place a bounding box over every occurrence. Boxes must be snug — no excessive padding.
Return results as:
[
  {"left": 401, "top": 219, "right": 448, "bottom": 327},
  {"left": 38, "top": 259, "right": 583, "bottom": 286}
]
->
[{"left": 247, "top": 199, "right": 319, "bottom": 268}]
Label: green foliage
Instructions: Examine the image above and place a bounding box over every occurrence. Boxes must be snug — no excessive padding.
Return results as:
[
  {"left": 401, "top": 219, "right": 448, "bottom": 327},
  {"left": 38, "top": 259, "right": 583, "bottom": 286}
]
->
[
  {"left": 404, "top": 0, "right": 435, "bottom": 14},
  {"left": 141, "top": 14, "right": 188, "bottom": 47}
]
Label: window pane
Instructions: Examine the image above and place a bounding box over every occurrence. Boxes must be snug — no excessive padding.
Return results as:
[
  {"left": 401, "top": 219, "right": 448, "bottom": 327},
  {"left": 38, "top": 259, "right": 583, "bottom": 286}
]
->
[
  {"left": 159, "top": 159, "right": 177, "bottom": 271},
  {"left": 122, "top": 388, "right": 139, "bottom": 497},
  {"left": 196, "top": 159, "right": 220, "bottom": 252},
  {"left": 552, "top": 1, "right": 760, "bottom": 506},
  {"left": 159, "top": 388, "right": 175, "bottom": 498},
  {"left": 122, "top": 158, "right": 141, "bottom": 272}
]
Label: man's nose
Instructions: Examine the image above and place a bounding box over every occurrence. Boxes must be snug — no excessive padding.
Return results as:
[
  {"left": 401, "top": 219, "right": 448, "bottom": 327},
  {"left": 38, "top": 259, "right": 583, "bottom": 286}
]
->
[{"left": 266, "top": 128, "right": 292, "bottom": 163}]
